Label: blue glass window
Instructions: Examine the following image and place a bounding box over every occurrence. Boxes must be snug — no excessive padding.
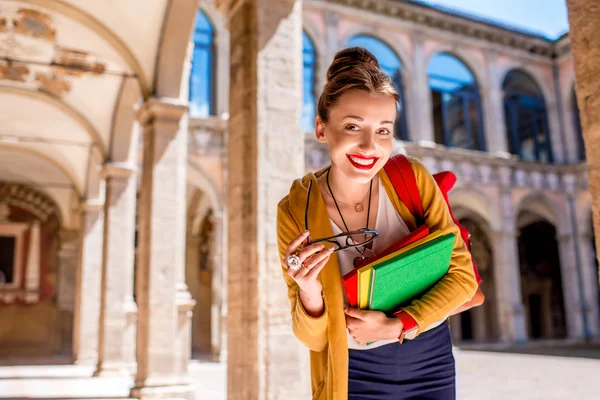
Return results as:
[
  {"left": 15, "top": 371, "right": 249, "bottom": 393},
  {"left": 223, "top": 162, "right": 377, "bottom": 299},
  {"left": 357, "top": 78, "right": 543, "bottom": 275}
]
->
[
  {"left": 302, "top": 32, "right": 317, "bottom": 133},
  {"left": 503, "top": 70, "right": 553, "bottom": 163},
  {"left": 189, "top": 10, "right": 214, "bottom": 117},
  {"left": 345, "top": 35, "right": 409, "bottom": 141},
  {"left": 573, "top": 88, "right": 585, "bottom": 161},
  {"left": 428, "top": 53, "right": 485, "bottom": 151}
]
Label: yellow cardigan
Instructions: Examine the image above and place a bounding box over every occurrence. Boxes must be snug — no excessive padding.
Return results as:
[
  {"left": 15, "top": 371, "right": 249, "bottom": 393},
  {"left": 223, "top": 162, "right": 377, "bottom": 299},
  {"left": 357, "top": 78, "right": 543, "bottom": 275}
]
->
[{"left": 276, "top": 157, "right": 478, "bottom": 400}]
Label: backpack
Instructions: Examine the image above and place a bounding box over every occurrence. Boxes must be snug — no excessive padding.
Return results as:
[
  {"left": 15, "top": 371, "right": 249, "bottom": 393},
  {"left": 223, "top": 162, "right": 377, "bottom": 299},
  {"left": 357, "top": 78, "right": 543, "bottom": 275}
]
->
[{"left": 383, "top": 154, "right": 482, "bottom": 284}]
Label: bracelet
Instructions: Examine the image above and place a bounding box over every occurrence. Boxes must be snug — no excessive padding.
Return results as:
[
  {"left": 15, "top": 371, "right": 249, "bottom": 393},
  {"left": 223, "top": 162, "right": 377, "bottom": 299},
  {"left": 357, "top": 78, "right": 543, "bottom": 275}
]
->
[{"left": 394, "top": 309, "right": 418, "bottom": 343}]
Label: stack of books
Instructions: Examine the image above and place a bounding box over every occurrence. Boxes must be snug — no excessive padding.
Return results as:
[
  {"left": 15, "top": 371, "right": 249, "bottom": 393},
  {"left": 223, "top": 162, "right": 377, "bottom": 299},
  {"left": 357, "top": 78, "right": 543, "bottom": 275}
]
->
[{"left": 342, "top": 225, "right": 455, "bottom": 313}]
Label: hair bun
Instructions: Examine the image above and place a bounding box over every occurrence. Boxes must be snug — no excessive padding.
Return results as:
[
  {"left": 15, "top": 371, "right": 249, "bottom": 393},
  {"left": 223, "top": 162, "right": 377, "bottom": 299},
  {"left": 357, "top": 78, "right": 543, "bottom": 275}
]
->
[{"left": 326, "top": 47, "right": 380, "bottom": 82}]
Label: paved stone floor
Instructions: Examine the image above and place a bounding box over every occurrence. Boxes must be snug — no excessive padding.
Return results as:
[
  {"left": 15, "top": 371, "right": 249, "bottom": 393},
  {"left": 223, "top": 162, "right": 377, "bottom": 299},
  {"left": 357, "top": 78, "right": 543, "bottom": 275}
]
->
[{"left": 1, "top": 347, "right": 599, "bottom": 399}]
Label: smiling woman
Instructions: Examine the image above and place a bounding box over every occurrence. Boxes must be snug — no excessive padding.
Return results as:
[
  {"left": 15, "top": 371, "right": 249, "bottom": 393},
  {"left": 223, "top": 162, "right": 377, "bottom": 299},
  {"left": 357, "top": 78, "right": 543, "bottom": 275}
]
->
[{"left": 277, "top": 47, "right": 477, "bottom": 400}]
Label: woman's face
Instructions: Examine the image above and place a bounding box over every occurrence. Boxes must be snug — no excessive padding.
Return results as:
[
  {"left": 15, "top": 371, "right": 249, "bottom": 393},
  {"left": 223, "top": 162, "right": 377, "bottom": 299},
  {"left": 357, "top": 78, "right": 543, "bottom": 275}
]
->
[{"left": 316, "top": 89, "right": 397, "bottom": 184}]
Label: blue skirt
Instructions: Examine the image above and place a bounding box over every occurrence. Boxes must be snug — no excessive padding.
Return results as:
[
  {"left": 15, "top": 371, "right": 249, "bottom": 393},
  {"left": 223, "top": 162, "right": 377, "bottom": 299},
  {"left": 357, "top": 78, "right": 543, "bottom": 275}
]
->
[{"left": 348, "top": 322, "right": 455, "bottom": 400}]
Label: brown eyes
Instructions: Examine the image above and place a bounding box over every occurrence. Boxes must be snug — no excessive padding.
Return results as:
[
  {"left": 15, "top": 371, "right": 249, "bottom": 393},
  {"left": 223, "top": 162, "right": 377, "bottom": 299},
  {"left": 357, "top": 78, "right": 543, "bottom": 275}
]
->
[{"left": 343, "top": 125, "right": 391, "bottom": 136}]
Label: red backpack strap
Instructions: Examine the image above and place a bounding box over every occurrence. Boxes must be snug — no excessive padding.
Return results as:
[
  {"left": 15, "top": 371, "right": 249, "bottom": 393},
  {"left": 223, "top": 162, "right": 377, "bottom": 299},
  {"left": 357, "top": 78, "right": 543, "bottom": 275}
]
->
[{"left": 383, "top": 155, "right": 424, "bottom": 226}]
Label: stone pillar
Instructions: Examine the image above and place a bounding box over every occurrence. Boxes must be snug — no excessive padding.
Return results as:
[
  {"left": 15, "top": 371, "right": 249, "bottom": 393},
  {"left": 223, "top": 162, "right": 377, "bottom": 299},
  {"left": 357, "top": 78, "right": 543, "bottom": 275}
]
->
[
  {"left": 482, "top": 50, "right": 509, "bottom": 154},
  {"left": 130, "top": 98, "right": 195, "bottom": 400},
  {"left": 567, "top": 0, "right": 600, "bottom": 275},
  {"left": 546, "top": 99, "right": 565, "bottom": 163},
  {"left": 227, "top": 0, "right": 308, "bottom": 398},
  {"left": 472, "top": 306, "right": 487, "bottom": 341},
  {"left": 491, "top": 174, "right": 527, "bottom": 342},
  {"left": 73, "top": 203, "right": 104, "bottom": 364},
  {"left": 56, "top": 229, "right": 79, "bottom": 353},
  {"left": 409, "top": 31, "right": 434, "bottom": 144},
  {"left": 323, "top": 9, "right": 339, "bottom": 84},
  {"left": 490, "top": 228, "right": 527, "bottom": 342},
  {"left": 557, "top": 230, "right": 586, "bottom": 339},
  {"left": 24, "top": 220, "right": 41, "bottom": 303},
  {"left": 578, "top": 229, "right": 600, "bottom": 337},
  {"left": 186, "top": 233, "right": 202, "bottom": 354},
  {"left": 209, "top": 211, "right": 225, "bottom": 359},
  {"left": 94, "top": 163, "right": 138, "bottom": 376}
]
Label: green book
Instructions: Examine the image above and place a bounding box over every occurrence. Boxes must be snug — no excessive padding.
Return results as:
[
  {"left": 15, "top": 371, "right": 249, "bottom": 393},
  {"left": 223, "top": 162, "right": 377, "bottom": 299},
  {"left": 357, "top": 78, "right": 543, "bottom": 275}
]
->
[{"left": 367, "top": 233, "right": 455, "bottom": 313}]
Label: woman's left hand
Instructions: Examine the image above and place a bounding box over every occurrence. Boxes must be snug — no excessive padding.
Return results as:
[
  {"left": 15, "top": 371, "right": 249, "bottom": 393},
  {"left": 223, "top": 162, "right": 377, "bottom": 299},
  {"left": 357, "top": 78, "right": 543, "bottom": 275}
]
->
[{"left": 344, "top": 307, "right": 403, "bottom": 343}]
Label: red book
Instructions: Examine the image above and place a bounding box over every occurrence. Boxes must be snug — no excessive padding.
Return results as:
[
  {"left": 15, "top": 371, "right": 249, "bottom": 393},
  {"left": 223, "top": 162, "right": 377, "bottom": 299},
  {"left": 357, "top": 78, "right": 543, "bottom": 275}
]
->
[{"left": 341, "top": 225, "right": 430, "bottom": 306}]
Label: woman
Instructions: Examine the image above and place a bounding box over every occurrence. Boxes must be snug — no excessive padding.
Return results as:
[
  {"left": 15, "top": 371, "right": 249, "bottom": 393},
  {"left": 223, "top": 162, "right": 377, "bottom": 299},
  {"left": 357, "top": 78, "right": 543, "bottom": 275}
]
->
[{"left": 277, "top": 47, "right": 478, "bottom": 400}]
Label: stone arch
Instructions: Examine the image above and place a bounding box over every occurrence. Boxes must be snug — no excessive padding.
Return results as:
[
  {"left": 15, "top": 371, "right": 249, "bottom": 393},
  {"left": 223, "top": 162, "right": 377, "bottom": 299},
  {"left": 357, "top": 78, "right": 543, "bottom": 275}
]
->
[
  {"left": 448, "top": 188, "right": 500, "bottom": 232},
  {"left": 186, "top": 161, "right": 225, "bottom": 359},
  {"left": 302, "top": 18, "right": 326, "bottom": 68},
  {"left": 339, "top": 29, "right": 414, "bottom": 78},
  {"left": 424, "top": 46, "right": 486, "bottom": 90},
  {"left": 0, "top": 181, "right": 64, "bottom": 356},
  {"left": 498, "top": 63, "right": 554, "bottom": 106},
  {"left": 0, "top": 144, "right": 82, "bottom": 196},
  {"left": 187, "top": 161, "right": 222, "bottom": 215},
  {"left": 0, "top": 182, "right": 63, "bottom": 226},
  {"left": 153, "top": 0, "right": 199, "bottom": 99},
  {"left": 18, "top": 0, "right": 150, "bottom": 97},
  {"left": 0, "top": 86, "right": 106, "bottom": 157},
  {"left": 514, "top": 192, "right": 569, "bottom": 236},
  {"left": 515, "top": 192, "right": 570, "bottom": 340},
  {"left": 446, "top": 193, "right": 499, "bottom": 342}
]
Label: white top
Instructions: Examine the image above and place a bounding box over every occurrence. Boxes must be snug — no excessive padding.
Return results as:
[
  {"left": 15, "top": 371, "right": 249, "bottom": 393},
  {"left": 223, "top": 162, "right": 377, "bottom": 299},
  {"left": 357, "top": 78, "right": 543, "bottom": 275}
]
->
[{"left": 330, "top": 179, "right": 446, "bottom": 351}]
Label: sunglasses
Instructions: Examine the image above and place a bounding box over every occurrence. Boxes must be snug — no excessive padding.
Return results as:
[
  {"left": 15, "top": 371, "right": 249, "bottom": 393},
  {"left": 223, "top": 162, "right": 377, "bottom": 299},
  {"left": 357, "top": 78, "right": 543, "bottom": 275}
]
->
[{"left": 304, "top": 180, "right": 379, "bottom": 252}]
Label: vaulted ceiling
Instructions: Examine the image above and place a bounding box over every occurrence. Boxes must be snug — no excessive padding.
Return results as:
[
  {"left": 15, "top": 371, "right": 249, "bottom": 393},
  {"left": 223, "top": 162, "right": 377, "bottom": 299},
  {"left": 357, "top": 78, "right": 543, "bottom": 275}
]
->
[{"left": 0, "top": 0, "right": 197, "bottom": 228}]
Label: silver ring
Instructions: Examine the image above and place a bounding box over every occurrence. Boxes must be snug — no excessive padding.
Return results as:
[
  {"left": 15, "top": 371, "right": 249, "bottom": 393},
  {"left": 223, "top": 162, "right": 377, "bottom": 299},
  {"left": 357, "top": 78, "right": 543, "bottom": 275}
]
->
[{"left": 287, "top": 254, "right": 302, "bottom": 271}]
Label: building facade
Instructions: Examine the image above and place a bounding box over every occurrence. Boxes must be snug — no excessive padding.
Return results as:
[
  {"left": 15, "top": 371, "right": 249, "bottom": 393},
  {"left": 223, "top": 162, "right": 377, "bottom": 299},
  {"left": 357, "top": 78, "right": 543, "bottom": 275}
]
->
[{"left": 0, "top": 0, "right": 599, "bottom": 399}]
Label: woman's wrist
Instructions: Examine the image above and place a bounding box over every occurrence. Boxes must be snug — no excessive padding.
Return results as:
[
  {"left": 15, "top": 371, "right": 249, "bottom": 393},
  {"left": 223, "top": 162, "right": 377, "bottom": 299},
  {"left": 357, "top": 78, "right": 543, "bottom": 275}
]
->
[
  {"left": 299, "top": 287, "right": 325, "bottom": 318},
  {"left": 385, "top": 317, "right": 404, "bottom": 340}
]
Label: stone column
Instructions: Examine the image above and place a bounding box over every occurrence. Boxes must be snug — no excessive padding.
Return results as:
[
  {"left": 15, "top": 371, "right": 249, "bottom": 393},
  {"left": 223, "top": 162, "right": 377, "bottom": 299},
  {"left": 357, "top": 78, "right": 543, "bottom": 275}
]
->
[
  {"left": 578, "top": 229, "right": 600, "bottom": 337},
  {"left": 186, "top": 233, "right": 202, "bottom": 354},
  {"left": 73, "top": 203, "right": 104, "bottom": 364},
  {"left": 482, "top": 50, "right": 509, "bottom": 154},
  {"left": 56, "top": 229, "right": 79, "bottom": 353},
  {"left": 557, "top": 230, "right": 586, "bottom": 339},
  {"left": 94, "top": 163, "right": 138, "bottom": 376},
  {"left": 130, "top": 98, "right": 195, "bottom": 400},
  {"left": 209, "top": 211, "right": 225, "bottom": 359},
  {"left": 227, "top": 0, "right": 308, "bottom": 398},
  {"left": 472, "top": 306, "right": 487, "bottom": 341},
  {"left": 491, "top": 174, "right": 527, "bottom": 342},
  {"left": 490, "top": 228, "right": 527, "bottom": 342},
  {"left": 546, "top": 99, "right": 565, "bottom": 163},
  {"left": 24, "top": 220, "right": 41, "bottom": 303},
  {"left": 567, "top": 0, "right": 600, "bottom": 278},
  {"left": 323, "top": 9, "right": 339, "bottom": 85},
  {"left": 409, "top": 31, "right": 434, "bottom": 144}
]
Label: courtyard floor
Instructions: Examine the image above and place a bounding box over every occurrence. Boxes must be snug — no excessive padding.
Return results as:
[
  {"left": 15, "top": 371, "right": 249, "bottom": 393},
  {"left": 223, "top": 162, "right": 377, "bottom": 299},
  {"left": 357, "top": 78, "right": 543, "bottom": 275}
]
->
[{"left": 1, "top": 345, "right": 599, "bottom": 399}]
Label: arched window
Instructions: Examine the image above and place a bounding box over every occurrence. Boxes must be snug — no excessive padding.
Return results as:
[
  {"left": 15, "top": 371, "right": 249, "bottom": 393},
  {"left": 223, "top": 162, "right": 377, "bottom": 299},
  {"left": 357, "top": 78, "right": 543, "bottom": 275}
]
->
[
  {"left": 428, "top": 53, "right": 485, "bottom": 151},
  {"left": 573, "top": 88, "right": 585, "bottom": 161},
  {"left": 345, "top": 35, "right": 409, "bottom": 141},
  {"left": 189, "top": 10, "right": 215, "bottom": 118},
  {"left": 503, "top": 70, "right": 553, "bottom": 163},
  {"left": 302, "top": 32, "right": 317, "bottom": 133}
]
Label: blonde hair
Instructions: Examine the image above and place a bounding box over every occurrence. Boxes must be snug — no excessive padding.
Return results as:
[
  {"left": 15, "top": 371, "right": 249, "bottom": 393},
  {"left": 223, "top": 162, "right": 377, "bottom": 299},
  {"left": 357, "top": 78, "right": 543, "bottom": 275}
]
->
[{"left": 317, "top": 47, "right": 399, "bottom": 122}]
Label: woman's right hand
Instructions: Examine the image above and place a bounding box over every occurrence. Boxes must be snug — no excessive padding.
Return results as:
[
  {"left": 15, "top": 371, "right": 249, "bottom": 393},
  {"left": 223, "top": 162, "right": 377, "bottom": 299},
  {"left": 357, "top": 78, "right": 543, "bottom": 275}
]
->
[{"left": 285, "top": 231, "right": 334, "bottom": 295}]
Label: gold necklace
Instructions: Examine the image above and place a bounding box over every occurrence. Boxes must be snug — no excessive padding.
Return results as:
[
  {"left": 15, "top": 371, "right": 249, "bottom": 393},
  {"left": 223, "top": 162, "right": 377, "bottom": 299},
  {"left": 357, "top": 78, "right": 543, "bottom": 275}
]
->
[{"left": 323, "top": 183, "right": 370, "bottom": 212}]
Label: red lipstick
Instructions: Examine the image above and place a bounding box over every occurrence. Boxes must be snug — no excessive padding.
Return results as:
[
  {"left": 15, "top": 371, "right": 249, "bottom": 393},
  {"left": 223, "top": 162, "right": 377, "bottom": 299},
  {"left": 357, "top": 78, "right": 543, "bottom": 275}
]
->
[{"left": 346, "top": 154, "right": 379, "bottom": 170}]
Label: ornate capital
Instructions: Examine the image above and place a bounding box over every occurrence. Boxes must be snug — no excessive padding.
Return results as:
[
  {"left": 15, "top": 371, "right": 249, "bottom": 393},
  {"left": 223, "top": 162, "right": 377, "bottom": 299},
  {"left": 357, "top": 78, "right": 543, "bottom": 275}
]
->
[
  {"left": 59, "top": 228, "right": 79, "bottom": 245},
  {"left": 136, "top": 97, "right": 189, "bottom": 128},
  {"left": 100, "top": 162, "right": 136, "bottom": 180}
]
